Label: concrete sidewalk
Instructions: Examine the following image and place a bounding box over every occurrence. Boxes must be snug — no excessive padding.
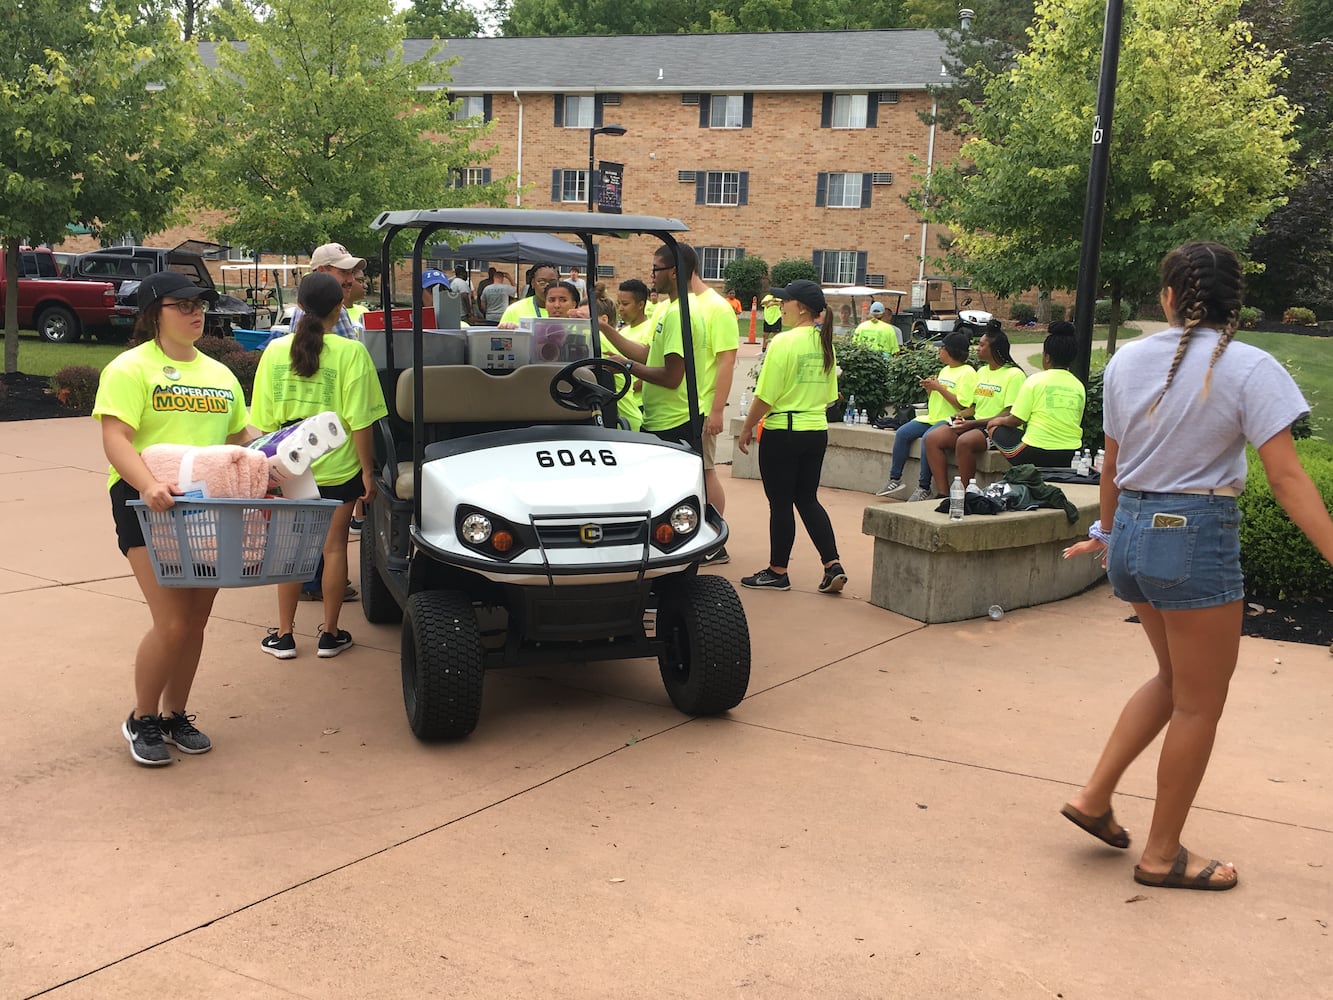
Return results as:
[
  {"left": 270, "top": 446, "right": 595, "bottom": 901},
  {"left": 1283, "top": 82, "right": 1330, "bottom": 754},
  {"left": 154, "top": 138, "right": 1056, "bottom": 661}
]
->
[{"left": 2, "top": 416, "right": 1330, "bottom": 999}]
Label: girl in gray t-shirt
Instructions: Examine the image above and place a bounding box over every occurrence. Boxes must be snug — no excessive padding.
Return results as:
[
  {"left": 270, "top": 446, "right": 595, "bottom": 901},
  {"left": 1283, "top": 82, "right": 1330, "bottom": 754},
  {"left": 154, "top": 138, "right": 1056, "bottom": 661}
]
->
[{"left": 1061, "top": 241, "right": 1333, "bottom": 893}]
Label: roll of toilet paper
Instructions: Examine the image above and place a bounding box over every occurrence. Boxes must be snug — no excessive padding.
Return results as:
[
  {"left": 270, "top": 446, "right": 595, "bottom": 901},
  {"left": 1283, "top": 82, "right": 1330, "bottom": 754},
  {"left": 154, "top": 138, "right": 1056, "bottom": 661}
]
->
[
  {"left": 249, "top": 412, "right": 346, "bottom": 464},
  {"left": 266, "top": 440, "right": 311, "bottom": 484}
]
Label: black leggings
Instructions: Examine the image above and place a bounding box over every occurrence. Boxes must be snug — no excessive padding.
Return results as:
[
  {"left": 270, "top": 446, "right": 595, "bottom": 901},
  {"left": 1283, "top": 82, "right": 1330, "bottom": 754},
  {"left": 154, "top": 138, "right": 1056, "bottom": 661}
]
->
[{"left": 757, "top": 428, "right": 839, "bottom": 568}]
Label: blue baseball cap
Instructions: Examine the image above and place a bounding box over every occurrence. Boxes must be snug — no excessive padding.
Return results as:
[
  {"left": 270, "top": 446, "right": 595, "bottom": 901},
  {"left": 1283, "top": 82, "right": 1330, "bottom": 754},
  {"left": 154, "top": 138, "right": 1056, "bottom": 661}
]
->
[{"left": 422, "top": 269, "right": 449, "bottom": 289}]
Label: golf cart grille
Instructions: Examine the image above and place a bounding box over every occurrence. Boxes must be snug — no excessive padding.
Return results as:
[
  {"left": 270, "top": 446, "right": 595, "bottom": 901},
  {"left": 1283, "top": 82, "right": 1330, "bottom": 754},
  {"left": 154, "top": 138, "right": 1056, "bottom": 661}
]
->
[{"left": 534, "top": 518, "right": 648, "bottom": 548}]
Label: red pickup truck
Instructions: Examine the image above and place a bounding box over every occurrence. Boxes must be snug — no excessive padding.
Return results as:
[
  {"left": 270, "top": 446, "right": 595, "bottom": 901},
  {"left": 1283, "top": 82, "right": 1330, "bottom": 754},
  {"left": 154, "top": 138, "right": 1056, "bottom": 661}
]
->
[{"left": 0, "top": 248, "right": 135, "bottom": 343}]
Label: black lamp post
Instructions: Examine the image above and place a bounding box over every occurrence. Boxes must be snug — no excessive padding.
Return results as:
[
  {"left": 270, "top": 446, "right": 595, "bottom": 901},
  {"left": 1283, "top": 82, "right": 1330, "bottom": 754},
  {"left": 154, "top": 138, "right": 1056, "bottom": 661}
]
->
[{"left": 587, "top": 124, "right": 627, "bottom": 213}]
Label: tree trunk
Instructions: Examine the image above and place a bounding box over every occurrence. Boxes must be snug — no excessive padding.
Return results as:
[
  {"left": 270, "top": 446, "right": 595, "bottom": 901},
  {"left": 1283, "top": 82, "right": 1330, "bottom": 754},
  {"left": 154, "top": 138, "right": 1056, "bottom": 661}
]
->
[
  {"left": 1036, "top": 288, "right": 1051, "bottom": 323},
  {"left": 4, "top": 243, "right": 19, "bottom": 375},
  {"left": 1105, "top": 276, "right": 1121, "bottom": 357}
]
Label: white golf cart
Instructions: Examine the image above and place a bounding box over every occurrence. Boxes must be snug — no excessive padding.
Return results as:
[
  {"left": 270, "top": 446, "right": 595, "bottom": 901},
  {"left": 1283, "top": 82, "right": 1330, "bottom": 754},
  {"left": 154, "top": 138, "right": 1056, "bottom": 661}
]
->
[
  {"left": 361, "top": 208, "right": 751, "bottom": 740},
  {"left": 897, "top": 277, "right": 993, "bottom": 341}
]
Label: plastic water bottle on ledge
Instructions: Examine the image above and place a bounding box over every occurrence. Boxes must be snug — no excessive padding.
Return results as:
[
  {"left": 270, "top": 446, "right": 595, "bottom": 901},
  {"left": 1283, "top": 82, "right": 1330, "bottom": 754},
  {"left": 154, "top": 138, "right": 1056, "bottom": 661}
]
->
[
  {"left": 1077, "top": 449, "right": 1091, "bottom": 476},
  {"left": 739, "top": 391, "right": 749, "bottom": 418},
  {"left": 949, "top": 476, "right": 965, "bottom": 521},
  {"left": 967, "top": 478, "right": 980, "bottom": 495},
  {"left": 1093, "top": 448, "right": 1105, "bottom": 473},
  {"left": 845, "top": 394, "right": 857, "bottom": 424}
]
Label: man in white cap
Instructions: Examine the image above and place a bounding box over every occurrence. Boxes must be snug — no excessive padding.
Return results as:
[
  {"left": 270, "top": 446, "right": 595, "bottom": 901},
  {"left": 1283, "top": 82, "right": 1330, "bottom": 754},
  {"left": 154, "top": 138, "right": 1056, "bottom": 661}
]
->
[
  {"left": 292, "top": 242, "right": 367, "bottom": 340},
  {"left": 853, "top": 300, "right": 901, "bottom": 356}
]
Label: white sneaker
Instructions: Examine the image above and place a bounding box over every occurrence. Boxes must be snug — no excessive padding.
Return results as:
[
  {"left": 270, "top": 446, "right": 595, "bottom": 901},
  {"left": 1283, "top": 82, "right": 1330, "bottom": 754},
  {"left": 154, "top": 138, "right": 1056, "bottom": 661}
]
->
[{"left": 874, "top": 480, "right": 904, "bottom": 498}]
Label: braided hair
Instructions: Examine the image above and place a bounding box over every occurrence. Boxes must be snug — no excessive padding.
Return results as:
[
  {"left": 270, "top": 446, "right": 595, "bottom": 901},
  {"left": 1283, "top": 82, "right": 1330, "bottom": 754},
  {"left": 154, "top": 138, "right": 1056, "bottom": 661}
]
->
[
  {"left": 982, "top": 322, "right": 1023, "bottom": 373},
  {"left": 1149, "top": 242, "right": 1244, "bottom": 415}
]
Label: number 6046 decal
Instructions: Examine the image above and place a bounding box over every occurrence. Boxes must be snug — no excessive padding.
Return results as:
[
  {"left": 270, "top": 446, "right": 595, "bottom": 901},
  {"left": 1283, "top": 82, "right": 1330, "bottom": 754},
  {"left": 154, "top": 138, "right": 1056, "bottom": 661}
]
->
[{"left": 536, "top": 448, "right": 618, "bottom": 468}]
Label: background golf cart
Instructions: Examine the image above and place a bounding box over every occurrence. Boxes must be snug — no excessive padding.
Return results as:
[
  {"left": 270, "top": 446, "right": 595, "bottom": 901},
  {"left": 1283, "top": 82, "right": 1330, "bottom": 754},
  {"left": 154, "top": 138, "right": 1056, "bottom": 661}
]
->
[
  {"left": 219, "top": 262, "right": 312, "bottom": 330},
  {"left": 822, "top": 285, "right": 908, "bottom": 345},
  {"left": 362, "top": 208, "right": 751, "bottom": 741},
  {"left": 895, "top": 277, "right": 993, "bottom": 341}
]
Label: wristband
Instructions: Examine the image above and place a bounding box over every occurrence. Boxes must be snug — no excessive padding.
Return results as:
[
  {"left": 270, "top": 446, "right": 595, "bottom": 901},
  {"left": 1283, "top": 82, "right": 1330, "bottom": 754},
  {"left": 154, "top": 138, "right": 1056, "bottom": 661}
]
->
[{"left": 1088, "top": 519, "right": 1112, "bottom": 545}]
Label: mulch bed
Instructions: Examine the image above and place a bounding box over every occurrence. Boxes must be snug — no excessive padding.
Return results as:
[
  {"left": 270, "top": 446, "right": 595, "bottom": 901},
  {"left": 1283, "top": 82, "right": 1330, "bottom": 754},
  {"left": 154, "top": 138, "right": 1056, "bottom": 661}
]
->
[
  {"left": 0, "top": 372, "right": 90, "bottom": 422},
  {"left": 1128, "top": 595, "right": 1333, "bottom": 648}
]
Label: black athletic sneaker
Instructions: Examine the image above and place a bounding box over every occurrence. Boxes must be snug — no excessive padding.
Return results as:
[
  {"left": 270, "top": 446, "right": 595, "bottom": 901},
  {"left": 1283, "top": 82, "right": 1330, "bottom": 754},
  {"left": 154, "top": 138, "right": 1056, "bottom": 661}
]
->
[
  {"left": 818, "top": 562, "right": 849, "bottom": 595},
  {"left": 348, "top": 517, "right": 363, "bottom": 538},
  {"left": 160, "top": 711, "right": 212, "bottom": 754},
  {"left": 741, "top": 568, "right": 791, "bottom": 591},
  {"left": 703, "top": 545, "right": 730, "bottom": 565},
  {"left": 122, "top": 712, "right": 171, "bottom": 767},
  {"left": 260, "top": 629, "right": 297, "bottom": 660},
  {"left": 317, "top": 627, "right": 354, "bottom": 658}
]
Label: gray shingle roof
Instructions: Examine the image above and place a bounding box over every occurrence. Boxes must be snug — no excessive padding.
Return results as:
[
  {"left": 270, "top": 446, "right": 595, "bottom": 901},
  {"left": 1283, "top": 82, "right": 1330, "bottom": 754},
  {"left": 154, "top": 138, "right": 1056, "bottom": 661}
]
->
[{"left": 201, "top": 30, "right": 950, "bottom": 92}]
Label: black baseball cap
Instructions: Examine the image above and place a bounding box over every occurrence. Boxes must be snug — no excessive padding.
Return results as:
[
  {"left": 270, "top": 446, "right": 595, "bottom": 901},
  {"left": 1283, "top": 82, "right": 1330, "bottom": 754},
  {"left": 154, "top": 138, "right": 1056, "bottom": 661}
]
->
[
  {"left": 137, "top": 271, "right": 219, "bottom": 309},
  {"left": 768, "top": 279, "right": 827, "bottom": 316}
]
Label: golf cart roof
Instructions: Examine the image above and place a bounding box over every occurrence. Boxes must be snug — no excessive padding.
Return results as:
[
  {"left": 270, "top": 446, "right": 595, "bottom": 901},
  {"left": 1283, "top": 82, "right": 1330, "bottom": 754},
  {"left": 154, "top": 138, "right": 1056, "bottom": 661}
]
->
[
  {"left": 821, "top": 286, "right": 908, "bottom": 297},
  {"left": 371, "top": 208, "right": 689, "bottom": 238},
  {"left": 219, "top": 263, "right": 312, "bottom": 273}
]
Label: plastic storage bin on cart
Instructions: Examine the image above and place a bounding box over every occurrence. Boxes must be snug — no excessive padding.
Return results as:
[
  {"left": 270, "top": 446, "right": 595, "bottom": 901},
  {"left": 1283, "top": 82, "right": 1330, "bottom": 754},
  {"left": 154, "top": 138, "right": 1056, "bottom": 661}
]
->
[
  {"left": 232, "top": 328, "right": 279, "bottom": 352},
  {"left": 523, "top": 317, "right": 593, "bottom": 364},
  {"left": 130, "top": 497, "right": 339, "bottom": 588},
  {"left": 466, "top": 329, "right": 533, "bottom": 372}
]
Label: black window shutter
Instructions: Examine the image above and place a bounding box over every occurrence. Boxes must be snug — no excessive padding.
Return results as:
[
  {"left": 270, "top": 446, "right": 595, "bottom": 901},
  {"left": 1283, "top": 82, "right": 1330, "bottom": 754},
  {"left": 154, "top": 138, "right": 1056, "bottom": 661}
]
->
[
  {"left": 815, "top": 172, "right": 828, "bottom": 207},
  {"left": 736, "top": 248, "right": 745, "bottom": 259},
  {"left": 738, "top": 172, "right": 749, "bottom": 205},
  {"left": 820, "top": 93, "right": 833, "bottom": 128},
  {"left": 866, "top": 98, "right": 878, "bottom": 129},
  {"left": 812, "top": 250, "right": 824, "bottom": 279},
  {"left": 699, "top": 94, "right": 711, "bottom": 128},
  {"left": 860, "top": 174, "right": 872, "bottom": 208},
  {"left": 856, "top": 252, "right": 868, "bottom": 284},
  {"left": 483, "top": 168, "right": 492, "bottom": 184},
  {"left": 483, "top": 94, "right": 493, "bottom": 122},
  {"left": 696, "top": 174, "right": 707, "bottom": 205},
  {"left": 554, "top": 95, "right": 563, "bottom": 127},
  {"left": 552, "top": 169, "right": 562, "bottom": 201},
  {"left": 742, "top": 94, "right": 754, "bottom": 128},
  {"left": 594, "top": 94, "right": 604, "bottom": 127}
]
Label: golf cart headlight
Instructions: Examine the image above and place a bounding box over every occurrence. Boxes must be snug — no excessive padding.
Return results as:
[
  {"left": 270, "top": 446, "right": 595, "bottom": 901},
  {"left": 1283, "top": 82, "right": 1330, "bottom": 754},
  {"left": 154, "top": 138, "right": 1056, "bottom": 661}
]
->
[
  {"left": 461, "top": 513, "right": 492, "bottom": 544},
  {"left": 670, "top": 504, "right": 699, "bottom": 536}
]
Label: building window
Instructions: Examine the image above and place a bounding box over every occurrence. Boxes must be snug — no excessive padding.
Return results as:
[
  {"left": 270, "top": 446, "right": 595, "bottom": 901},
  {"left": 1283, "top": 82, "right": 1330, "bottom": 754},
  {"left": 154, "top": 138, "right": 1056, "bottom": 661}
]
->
[
  {"left": 563, "top": 95, "right": 594, "bottom": 128},
  {"left": 700, "top": 247, "right": 741, "bottom": 281},
  {"left": 826, "top": 173, "right": 863, "bottom": 208},
  {"left": 818, "top": 250, "right": 859, "bottom": 285},
  {"left": 455, "top": 95, "right": 485, "bottom": 121},
  {"left": 832, "top": 94, "right": 868, "bottom": 129},
  {"left": 463, "top": 167, "right": 488, "bottom": 186},
  {"left": 706, "top": 171, "right": 741, "bottom": 206},
  {"left": 552, "top": 169, "right": 588, "bottom": 203},
  {"left": 709, "top": 95, "right": 744, "bottom": 128}
]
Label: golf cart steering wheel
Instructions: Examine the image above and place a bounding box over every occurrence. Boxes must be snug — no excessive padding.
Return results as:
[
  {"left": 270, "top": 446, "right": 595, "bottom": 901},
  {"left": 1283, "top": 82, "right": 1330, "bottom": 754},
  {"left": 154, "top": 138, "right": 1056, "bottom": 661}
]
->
[{"left": 549, "top": 357, "right": 632, "bottom": 412}]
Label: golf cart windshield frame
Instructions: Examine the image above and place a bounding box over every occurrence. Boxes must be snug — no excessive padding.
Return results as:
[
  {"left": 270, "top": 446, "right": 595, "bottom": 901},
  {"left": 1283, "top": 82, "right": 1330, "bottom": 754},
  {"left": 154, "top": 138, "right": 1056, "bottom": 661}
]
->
[{"left": 369, "top": 208, "right": 697, "bottom": 526}]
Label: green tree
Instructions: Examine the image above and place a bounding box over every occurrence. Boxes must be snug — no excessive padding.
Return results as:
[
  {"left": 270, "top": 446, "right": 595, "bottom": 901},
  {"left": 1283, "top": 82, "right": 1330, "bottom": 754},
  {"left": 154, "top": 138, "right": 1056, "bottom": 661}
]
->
[
  {"left": 770, "top": 257, "right": 819, "bottom": 287},
  {"left": 912, "top": 0, "right": 1298, "bottom": 351},
  {"left": 199, "top": 0, "right": 509, "bottom": 266},
  {"left": 723, "top": 255, "right": 768, "bottom": 308},
  {"left": 1, "top": 2, "right": 198, "bottom": 372},
  {"left": 497, "top": 0, "right": 906, "bottom": 36},
  {"left": 920, "top": 2, "right": 1036, "bottom": 133},
  {"left": 405, "top": 0, "right": 482, "bottom": 38}
]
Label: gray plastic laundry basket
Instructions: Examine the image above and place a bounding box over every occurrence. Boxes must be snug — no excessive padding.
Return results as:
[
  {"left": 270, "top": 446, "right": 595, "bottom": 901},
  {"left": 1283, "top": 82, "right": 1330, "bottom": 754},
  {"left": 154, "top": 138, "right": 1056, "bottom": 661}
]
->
[{"left": 130, "top": 498, "right": 339, "bottom": 588}]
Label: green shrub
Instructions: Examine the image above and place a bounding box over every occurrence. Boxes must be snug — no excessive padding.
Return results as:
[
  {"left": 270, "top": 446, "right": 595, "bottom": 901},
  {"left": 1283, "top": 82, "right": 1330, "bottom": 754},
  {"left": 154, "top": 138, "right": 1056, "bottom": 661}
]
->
[
  {"left": 1009, "top": 301, "right": 1036, "bottom": 324},
  {"left": 770, "top": 257, "right": 818, "bottom": 288},
  {"left": 1239, "top": 439, "right": 1333, "bottom": 599},
  {"left": 220, "top": 349, "right": 260, "bottom": 399},
  {"left": 1094, "top": 298, "right": 1137, "bottom": 324},
  {"left": 1283, "top": 306, "right": 1317, "bottom": 326},
  {"left": 723, "top": 255, "right": 768, "bottom": 309},
  {"left": 832, "top": 339, "right": 895, "bottom": 421},
  {"left": 882, "top": 343, "right": 943, "bottom": 413},
  {"left": 49, "top": 365, "right": 101, "bottom": 411},
  {"left": 1080, "top": 360, "right": 1106, "bottom": 452},
  {"left": 194, "top": 335, "right": 238, "bottom": 362},
  {"left": 1048, "top": 303, "right": 1067, "bottom": 322},
  {"left": 1238, "top": 306, "right": 1263, "bottom": 329}
]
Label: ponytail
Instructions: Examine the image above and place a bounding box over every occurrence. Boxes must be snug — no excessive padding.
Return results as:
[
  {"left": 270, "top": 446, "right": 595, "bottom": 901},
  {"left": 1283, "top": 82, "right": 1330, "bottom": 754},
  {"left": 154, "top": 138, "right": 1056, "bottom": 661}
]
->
[
  {"left": 290, "top": 310, "right": 325, "bottom": 378},
  {"left": 819, "top": 310, "right": 834, "bottom": 373}
]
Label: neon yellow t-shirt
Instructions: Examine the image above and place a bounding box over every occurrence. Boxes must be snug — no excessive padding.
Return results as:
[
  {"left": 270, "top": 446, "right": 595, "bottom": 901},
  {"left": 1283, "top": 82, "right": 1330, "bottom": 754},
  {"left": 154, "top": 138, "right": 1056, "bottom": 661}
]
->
[
  {"left": 972, "top": 365, "right": 1027, "bottom": 421},
  {"left": 93, "top": 340, "right": 249, "bottom": 490},
  {"left": 499, "top": 296, "right": 547, "bottom": 326},
  {"left": 601, "top": 316, "right": 654, "bottom": 431},
  {"left": 925, "top": 363, "right": 979, "bottom": 424},
  {"left": 853, "top": 319, "right": 900, "bottom": 356},
  {"left": 691, "top": 288, "right": 741, "bottom": 415},
  {"left": 251, "top": 333, "right": 389, "bottom": 486},
  {"left": 1011, "top": 367, "right": 1085, "bottom": 450},
  {"left": 754, "top": 325, "right": 837, "bottom": 432},
  {"left": 641, "top": 298, "right": 708, "bottom": 432}
]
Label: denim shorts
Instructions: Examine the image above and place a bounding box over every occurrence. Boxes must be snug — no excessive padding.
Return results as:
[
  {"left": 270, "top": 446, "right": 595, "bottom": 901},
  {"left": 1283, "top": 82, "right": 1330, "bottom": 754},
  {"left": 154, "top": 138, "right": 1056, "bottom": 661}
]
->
[{"left": 1107, "top": 489, "right": 1243, "bottom": 610}]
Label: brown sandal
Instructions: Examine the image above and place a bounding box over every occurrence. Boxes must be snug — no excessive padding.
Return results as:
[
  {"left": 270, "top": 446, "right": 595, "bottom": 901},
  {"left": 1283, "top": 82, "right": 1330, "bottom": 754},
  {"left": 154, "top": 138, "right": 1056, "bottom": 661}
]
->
[
  {"left": 1134, "top": 845, "right": 1237, "bottom": 891},
  {"left": 1061, "top": 802, "right": 1131, "bottom": 849}
]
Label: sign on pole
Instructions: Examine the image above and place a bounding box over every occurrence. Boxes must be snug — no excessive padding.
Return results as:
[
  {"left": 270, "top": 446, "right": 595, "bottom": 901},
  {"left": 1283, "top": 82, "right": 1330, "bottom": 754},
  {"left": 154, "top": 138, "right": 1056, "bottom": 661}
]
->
[{"left": 597, "top": 161, "right": 623, "bottom": 214}]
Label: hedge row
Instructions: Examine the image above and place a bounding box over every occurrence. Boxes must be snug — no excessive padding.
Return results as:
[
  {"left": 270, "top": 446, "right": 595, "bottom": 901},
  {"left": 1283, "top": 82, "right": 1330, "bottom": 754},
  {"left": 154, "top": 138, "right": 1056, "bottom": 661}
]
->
[{"left": 1238, "top": 438, "right": 1333, "bottom": 600}]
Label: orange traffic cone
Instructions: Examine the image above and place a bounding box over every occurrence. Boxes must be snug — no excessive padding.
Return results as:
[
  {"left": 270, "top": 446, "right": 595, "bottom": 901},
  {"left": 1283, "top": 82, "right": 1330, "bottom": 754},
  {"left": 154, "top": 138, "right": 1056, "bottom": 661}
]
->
[{"left": 747, "top": 298, "right": 758, "bottom": 344}]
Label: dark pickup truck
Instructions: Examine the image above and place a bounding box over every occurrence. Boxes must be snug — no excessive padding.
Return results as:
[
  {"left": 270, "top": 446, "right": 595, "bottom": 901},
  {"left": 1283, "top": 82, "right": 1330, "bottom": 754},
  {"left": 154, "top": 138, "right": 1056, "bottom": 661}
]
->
[
  {"left": 67, "top": 242, "right": 257, "bottom": 337},
  {"left": 0, "top": 248, "right": 132, "bottom": 343}
]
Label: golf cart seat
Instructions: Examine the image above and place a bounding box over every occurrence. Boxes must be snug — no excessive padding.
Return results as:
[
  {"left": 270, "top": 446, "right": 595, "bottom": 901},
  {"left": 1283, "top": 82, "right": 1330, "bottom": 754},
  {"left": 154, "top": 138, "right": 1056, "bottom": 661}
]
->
[{"left": 383, "top": 364, "right": 596, "bottom": 500}]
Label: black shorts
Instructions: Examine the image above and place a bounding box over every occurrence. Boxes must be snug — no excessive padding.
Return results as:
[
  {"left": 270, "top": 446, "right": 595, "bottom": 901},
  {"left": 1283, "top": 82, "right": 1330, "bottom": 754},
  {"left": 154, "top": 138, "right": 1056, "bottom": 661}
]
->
[
  {"left": 319, "top": 472, "right": 364, "bottom": 504},
  {"left": 110, "top": 479, "right": 146, "bottom": 555},
  {"left": 647, "top": 414, "right": 703, "bottom": 448}
]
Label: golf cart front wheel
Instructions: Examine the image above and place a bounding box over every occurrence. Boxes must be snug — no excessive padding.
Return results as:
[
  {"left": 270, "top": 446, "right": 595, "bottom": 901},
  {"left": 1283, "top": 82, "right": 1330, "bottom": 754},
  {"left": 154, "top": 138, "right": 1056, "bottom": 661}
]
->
[
  {"left": 401, "top": 590, "right": 485, "bottom": 739},
  {"left": 657, "top": 575, "right": 751, "bottom": 715},
  {"left": 360, "top": 523, "right": 402, "bottom": 625}
]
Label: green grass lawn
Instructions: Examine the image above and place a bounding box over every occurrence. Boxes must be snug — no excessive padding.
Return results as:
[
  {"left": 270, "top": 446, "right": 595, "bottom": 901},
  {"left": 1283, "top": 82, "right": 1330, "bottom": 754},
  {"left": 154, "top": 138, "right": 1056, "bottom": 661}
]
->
[{"left": 6, "top": 332, "right": 128, "bottom": 377}]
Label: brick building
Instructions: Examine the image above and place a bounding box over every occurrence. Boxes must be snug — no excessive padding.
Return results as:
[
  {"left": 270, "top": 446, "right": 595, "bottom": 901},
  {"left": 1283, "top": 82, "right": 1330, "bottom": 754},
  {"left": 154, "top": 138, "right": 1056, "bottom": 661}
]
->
[{"left": 62, "top": 30, "right": 959, "bottom": 294}]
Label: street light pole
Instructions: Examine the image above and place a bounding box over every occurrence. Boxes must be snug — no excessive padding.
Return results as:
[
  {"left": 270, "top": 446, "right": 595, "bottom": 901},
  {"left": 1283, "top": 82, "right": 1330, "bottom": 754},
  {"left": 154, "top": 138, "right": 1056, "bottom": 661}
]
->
[{"left": 587, "top": 124, "right": 627, "bottom": 214}]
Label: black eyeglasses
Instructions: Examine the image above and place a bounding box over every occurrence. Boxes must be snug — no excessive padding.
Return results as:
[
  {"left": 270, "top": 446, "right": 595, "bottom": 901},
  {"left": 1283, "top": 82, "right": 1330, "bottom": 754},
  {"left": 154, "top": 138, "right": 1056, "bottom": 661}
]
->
[
  {"left": 162, "top": 298, "right": 209, "bottom": 315},
  {"left": 650, "top": 265, "right": 674, "bottom": 273}
]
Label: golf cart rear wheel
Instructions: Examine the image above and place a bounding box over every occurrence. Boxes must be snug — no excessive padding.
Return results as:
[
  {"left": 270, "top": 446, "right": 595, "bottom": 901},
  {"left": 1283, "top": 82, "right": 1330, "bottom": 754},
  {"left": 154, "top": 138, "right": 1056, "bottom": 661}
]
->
[
  {"left": 401, "top": 590, "right": 485, "bottom": 739},
  {"left": 657, "top": 575, "right": 751, "bottom": 715},
  {"left": 360, "top": 526, "right": 401, "bottom": 624}
]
